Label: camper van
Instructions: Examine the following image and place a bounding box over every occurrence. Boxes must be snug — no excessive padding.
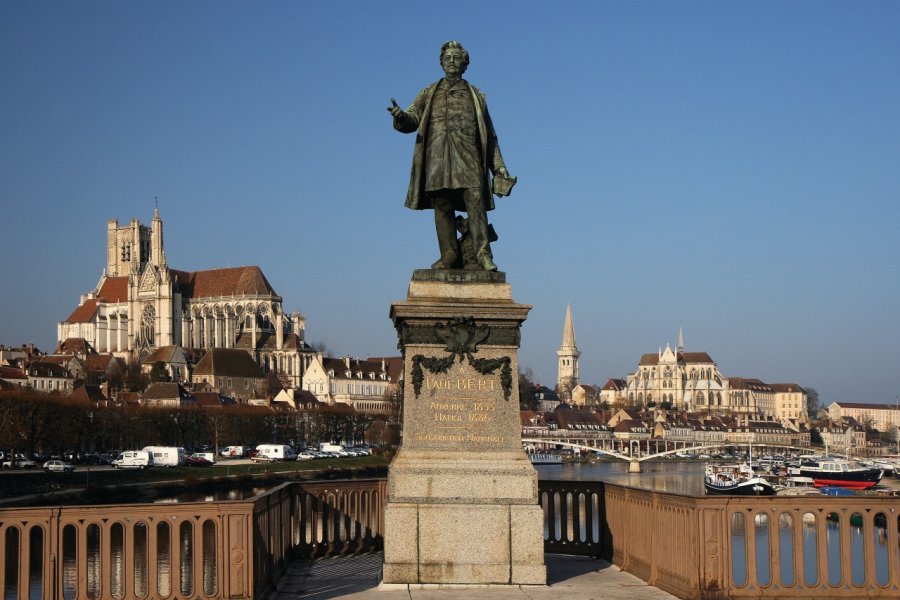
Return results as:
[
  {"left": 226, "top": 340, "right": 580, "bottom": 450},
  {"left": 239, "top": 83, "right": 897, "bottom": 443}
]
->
[
  {"left": 113, "top": 450, "right": 151, "bottom": 469},
  {"left": 141, "top": 446, "right": 186, "bottom": 468},
  {"left": 253, "top": 444, "right": 296, "bottom": 462}
]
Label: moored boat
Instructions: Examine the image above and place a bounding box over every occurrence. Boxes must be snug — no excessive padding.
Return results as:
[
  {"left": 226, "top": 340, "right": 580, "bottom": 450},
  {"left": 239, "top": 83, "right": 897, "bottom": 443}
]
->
[
  {"left": 704, "top": 463, "right": 775, "bottom": 496},
  {"left": 774, "top": 476, "right": 820, "bottom": 496},
  {"left": 528, "top": 453, "right": 563, "bottom": 465},
  {"left": 798, "top": 457, "right": 883, "bottom": 490}
]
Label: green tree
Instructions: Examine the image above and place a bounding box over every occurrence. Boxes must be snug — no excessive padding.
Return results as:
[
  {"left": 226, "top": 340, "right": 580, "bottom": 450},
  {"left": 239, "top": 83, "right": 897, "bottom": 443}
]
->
[
  {"left": 149, "top": 361, "right": 171, "bottom": 383},
  {"left": 259, "top": 370, "right": 289, "bottom": 399},
  {"left": 124, "top": 361, "right": 148, "bottom": 391},
  {"left": 810, "top": 427, "right": 823, "bottom": 446},
  {"left": 804, "top": 387, "right": 821, "bottom": 418},
  {"left": 518, "top": 368, "right": 537, "bottom": 410}
]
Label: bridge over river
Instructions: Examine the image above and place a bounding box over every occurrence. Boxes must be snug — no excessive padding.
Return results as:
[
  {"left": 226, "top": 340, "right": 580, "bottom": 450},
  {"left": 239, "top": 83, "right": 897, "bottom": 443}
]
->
[{"left": 523, "top": 437, "right": 816, "bottom": 472}]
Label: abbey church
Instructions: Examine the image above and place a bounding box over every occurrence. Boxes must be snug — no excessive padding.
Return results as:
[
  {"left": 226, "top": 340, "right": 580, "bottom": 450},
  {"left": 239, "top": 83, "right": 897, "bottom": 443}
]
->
[{"left": 58, "top": 209, "right": 313, "bottom": 385}]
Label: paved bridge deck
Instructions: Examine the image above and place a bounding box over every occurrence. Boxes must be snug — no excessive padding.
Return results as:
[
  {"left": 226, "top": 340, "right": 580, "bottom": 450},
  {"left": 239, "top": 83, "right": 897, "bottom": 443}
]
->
[{"left": 268, "top": 553, "right": 679, "bottom": 600}]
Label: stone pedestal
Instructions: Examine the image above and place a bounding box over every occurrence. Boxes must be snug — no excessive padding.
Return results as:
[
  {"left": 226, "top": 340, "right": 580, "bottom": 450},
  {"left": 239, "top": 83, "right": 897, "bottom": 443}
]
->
[{"left": 382, "top": 270, "right": 546, "bottom": 585}]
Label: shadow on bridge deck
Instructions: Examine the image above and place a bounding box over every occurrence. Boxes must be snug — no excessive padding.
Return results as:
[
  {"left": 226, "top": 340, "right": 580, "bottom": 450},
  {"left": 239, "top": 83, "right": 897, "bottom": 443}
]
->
[{"left": 267, "top": 552, "right": 680, "bottom": 600}]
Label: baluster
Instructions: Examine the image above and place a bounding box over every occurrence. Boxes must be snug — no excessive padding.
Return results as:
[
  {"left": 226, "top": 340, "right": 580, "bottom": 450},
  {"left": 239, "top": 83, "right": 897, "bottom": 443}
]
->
[
  {"left": 769, "top": 510, "right": 780, "bottom": 588},
  {"left": 839, "top": 509, "right": 852, "bottom": 587},
  {"left": 816, "top": 511, "right": 828, "bottom": 588}
]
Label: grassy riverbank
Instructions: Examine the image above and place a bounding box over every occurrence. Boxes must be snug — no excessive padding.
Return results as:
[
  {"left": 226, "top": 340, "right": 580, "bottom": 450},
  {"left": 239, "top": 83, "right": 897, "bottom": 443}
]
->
[{"left": 0, "top": 455, "right": 389, "bottom": 505}]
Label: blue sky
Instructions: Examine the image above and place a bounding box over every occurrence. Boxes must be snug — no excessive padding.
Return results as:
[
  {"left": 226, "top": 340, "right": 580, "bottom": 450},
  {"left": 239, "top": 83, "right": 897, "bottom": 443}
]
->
[{"left": 2, "top": 2, "right": 899, "bottom": 406}]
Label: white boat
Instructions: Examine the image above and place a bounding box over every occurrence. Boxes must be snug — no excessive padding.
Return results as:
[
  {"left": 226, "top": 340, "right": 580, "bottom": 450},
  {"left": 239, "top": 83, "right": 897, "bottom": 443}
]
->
[
  {"left": 528, "top": 453, "right": 562, "bottom": 465},
  {"left": 775, "top": 476, "right": 820, "bottom": 496},
  {"left": 704, "top": 463, "right": 775, "bottom": 496}
]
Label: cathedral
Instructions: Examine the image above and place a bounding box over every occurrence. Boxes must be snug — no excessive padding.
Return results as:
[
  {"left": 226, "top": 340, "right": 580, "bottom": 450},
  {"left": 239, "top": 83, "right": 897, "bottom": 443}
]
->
[
  {"left": 58, "top": 210, "right": 313, "bottom": 385},
  {"left": 555, "top": 308, "right": 807, "bottom": 421}
]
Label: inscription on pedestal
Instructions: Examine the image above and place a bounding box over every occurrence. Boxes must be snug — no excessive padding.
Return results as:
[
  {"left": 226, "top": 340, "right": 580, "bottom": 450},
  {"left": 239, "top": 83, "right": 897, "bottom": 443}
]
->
[{"left": 405, "top": 361, "right": 518, "bottom": 451}]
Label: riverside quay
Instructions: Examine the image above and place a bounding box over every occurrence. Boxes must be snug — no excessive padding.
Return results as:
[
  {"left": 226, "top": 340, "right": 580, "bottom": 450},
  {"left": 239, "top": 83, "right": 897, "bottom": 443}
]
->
[{"left": 0, "top": 478, "right": 898, "bottom": 599}]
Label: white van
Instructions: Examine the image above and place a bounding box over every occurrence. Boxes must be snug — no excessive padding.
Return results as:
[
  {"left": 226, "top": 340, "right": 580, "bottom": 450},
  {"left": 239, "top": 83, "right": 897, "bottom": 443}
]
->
[
  {"left": 142, "top": 446, "right": 186, "bottom": 468},
  {"left": 253, "top": 444, "right": 296, "bottom": 462},
  {"left": 220, "top": 445, "right": 247, "bottom": 458},
  {"left": 113, "top": 450, "right": 151, "bottom": 469},
  {"left": 319, "top": 442, "right": 348, "bottom": 456}
]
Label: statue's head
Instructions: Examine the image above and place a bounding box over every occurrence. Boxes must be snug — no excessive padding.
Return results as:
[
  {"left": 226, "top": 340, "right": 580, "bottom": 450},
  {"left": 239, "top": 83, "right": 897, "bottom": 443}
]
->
[{"left": 440, "top": 40, "right": 469, "bottom": 76}]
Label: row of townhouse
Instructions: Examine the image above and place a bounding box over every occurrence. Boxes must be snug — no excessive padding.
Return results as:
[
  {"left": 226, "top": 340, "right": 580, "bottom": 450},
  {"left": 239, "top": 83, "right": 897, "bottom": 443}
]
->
[
  {"left": 521, "top": 405, "right": 810, "bottom": 448},
  {"left": 1, "top": 351, "right": 125, "bottom": 394}
]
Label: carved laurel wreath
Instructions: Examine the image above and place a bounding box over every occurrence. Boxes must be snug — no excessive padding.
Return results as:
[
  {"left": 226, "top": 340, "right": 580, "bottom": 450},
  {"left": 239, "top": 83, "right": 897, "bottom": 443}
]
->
[{"left": 410, "top": 317, "right": 513, "bottom": 401}]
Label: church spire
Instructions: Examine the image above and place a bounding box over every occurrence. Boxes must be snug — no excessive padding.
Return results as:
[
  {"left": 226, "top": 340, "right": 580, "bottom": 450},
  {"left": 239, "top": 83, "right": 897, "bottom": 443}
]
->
[
  {"left": 561, "top": 304, "right": 576, "bottom": 349},
  {"left": 678, "top": 325, "right": 684, "bottom": 353},
  {"left": 556, "top": 304, "right": 581, "bottom": 395}
]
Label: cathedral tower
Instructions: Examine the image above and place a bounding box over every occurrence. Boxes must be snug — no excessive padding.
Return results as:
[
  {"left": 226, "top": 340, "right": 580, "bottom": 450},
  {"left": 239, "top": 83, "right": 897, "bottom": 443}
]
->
[{"left": 556, "top": 304, "right": 580, "bottom": 393}]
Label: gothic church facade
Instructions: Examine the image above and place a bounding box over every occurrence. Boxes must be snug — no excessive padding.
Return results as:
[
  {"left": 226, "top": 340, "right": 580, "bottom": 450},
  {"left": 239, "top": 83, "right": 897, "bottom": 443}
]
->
[{"left": 58, "top": 210, "right": 313, "bottom": 385}]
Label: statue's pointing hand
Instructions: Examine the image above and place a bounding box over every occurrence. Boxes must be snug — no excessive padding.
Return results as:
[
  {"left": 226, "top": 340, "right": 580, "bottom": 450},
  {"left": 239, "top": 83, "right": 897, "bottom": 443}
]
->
[{"left": 387, "top": 98, "right": 405, "bottom": 119}]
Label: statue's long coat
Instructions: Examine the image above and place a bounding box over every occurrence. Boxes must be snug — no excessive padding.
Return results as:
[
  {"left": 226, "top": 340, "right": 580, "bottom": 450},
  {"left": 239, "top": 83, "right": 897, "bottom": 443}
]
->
[{"left": 394, "top": 79, "right": 506, "bottom": 212}]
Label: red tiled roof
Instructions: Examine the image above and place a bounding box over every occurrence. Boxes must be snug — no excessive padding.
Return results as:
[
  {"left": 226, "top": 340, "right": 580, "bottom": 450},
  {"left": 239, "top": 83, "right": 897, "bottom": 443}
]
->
[
  {"left": 832, "top": 401, "right": 898, "bottom": 411},
  {"left": 84, "top": 354, "right": 123, "bottom": 373},
  {"left": 116, "top": 391, "right": 142, "bottom": 404},
  {"left": 639, "top": 351, "right": 715, "bottom": 366},
  {"left": 602, "top": 378, "right": 626, "bottom": 391},
  {"left": 97, "top": 277, "right": 128, "bottom": 302},
  {"left": 193, "top": 348, "right": 263, "bottom": 378},
  {"left": 0, "top": 366, "right": 27, "bottom": 380},
  {"left": 172, "top": 266, "right": 277, "bottom": 299},
  {"left": 143, "top": 382, "right": 194, "bottom": 401},
  {"left": 769, "top": 383, "right": 804, "bottom": 393},
  {"left": 613, "top": 419, "right": 646, "bottom": 433},
  {"left": 69, "top": 384, "right": 108, "bottom": 404},
  {"left": 57, "top": 338, "right": 95, "bottom": 355},
  {"left": 323, "top": 356, "right": 403, "bottom": 382},
  {"left": 64, "top": 299, "right": 99, "bottom": 324},
  {"left": 728, "top": 377, "right": 772, "bottom": 391},
  {"left": 142, "top": 345, "right": 185, "bottom": 365},
  {"left": 193, "top": 391, "right": 225, "bottom": 407}
]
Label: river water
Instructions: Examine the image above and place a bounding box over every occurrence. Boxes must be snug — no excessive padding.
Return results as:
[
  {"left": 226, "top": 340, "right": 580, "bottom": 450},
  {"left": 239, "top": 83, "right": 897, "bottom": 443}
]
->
[{"left": 535, "top": 459, "right": 896, "bottom": 588}]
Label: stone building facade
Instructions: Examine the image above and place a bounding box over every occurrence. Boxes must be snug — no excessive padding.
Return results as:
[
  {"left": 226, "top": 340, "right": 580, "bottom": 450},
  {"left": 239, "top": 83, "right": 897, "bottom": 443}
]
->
[
  {"left": 829, "top": 401, "right": 900, "bottom": 433},
  {"left": 301, "top": 355, "right": 403, "bottom": 414},
  {"left": 619, "top": 330, "right": 806, "bottom": 420},
  {"left": 58, "top": 210, "right": 314, "bottom": 385}
]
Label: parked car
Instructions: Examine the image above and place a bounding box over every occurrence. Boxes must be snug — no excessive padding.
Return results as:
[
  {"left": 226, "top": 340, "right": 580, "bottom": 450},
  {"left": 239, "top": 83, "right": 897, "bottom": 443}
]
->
[
  {"left": 43, "top": 459, "right": 75, "bottom": 473},
  {"left": 184, "top": 455, "right": 213, "bottom": 467},
  {"left": 296, "top": 452, "right": 315, "bottom": 461},
  {"left": 78, "top": 452, "right": 114, "bottom": 465},
  {"left": 251, "top": 454, "right": 275, "bottom": 463},
  {"left": 192, "top": 452, "right": 216, "bottom": 464},
  {"left": 2, "top": 454, "right": 36, "bottom": 469}
]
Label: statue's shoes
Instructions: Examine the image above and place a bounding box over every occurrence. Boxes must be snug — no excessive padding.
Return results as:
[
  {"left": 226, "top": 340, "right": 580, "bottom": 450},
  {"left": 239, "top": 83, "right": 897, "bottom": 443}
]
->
[
  {"left": 431, "top": 252, "right": 459, "bottom": 270},
  {"left": 479, "top": 255, "right": 498, "bottom": 272}
]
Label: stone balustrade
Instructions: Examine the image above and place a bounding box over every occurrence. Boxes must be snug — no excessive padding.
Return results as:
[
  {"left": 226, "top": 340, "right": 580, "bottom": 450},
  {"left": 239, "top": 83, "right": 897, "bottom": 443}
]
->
[
  {"left": 539, "top": 480, "right": 900, "bottom": 599},
  {"left": 1, "top": 477, "right": 896, "bottom": 599},
  {"left": 0, "top": 479, "right": 386, "bottom": 600}
]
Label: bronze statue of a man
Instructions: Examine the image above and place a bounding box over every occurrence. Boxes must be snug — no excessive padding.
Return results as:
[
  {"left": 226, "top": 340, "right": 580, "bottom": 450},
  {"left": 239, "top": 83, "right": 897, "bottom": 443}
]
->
[{"left": 388, "top": 40, "right": 514, "bottom": 271}]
